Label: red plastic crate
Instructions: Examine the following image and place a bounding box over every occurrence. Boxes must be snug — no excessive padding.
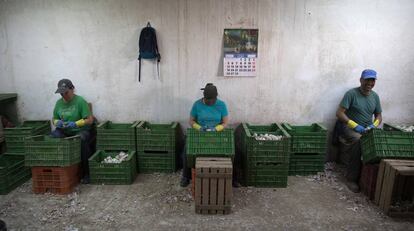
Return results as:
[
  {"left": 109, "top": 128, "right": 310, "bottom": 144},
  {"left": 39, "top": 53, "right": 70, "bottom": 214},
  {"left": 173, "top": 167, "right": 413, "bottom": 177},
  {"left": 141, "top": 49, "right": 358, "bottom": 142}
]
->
[
  {"left": 359, "top": 163, "right": 379, "bottom": 200},
  {"left": 32, "top": 164, "right": 80, "bottom": 194}
]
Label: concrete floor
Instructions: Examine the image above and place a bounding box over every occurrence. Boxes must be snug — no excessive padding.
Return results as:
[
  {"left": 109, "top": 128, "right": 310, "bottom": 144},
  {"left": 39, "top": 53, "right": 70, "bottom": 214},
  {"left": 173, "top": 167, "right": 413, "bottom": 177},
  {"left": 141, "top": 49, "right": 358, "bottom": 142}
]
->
[{"left": 0, "top": 164, "right": 413, "bottom": 231}]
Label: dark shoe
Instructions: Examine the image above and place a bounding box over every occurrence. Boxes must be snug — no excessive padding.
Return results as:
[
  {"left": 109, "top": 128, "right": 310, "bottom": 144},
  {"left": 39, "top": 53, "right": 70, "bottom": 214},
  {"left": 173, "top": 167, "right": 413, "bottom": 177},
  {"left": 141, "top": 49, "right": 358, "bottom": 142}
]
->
[
  {"left": 180, "top": 177, "right": 190, "bottom": 187},
  {"left": 81, "top": 175, "right": 90, "bottom": 184},
  {"left": 232, "top": 181, "right": 242, "bottom": 188},
  {"left": 345, "top": 181, "right": 360, "bottom": 193}
]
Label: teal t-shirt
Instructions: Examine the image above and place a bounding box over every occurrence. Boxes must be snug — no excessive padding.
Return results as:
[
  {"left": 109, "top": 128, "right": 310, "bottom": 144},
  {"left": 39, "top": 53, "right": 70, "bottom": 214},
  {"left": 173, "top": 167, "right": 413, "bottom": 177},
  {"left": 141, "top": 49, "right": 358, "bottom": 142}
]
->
[
  {"left": 190, "top": 98, "right": 228, "bottom": 129},
  {"left": 340, "top": 87, "right": 382, "bottom": 127},
  {"left": 53, "top": 95, "right": 91, "bottom": 135}
]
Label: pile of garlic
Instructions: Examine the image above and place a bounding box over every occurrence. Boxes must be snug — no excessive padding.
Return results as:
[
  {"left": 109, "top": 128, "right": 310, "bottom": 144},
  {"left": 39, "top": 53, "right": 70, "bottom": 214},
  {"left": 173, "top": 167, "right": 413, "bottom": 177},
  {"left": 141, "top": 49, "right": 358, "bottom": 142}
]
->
[
  {"left": 102, "top": 151, "right": 129, "bottom": 164},
  {"left": 253, "top": 133, "right": 283, "bottom": 141},
  {"left": 396, "top": 125, "right": 414, "bottom": 132}
]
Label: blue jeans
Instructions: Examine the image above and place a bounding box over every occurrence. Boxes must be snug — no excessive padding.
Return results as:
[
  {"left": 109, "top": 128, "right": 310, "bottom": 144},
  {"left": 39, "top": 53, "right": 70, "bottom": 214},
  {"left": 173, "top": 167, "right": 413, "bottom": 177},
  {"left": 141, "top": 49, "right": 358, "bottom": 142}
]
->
[{"left": 50, "top": 128, "right": 94, "bottom": 178}]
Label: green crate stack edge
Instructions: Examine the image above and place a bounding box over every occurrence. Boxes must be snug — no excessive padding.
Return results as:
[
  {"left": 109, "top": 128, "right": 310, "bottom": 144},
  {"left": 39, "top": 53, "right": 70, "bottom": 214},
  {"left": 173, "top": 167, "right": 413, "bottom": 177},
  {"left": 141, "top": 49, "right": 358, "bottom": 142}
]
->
[
  {"left": 24, "top": 135, "right": 81, "bottom": 167},
  {"left": 282, "top": 123, "right": 327, "bottom": 176},
  {"left": 94, "top": 121, "right": 139, "bottom": 183},
  {"left": 361, "top": 125, "right": 414, "bottom": 163},
  {"left": 186, "top": 128, "right": 235, "bottom": 168},
  {"left": 4, "top": 120, "right": 51, "bottom": 153},
  {"left": 136, "top": 121, "right": 184, "bottom": 173},
  {"left": 0, "top": 153, "right": 31, "bottom": 194},
  {"left": 241, "top": 123, "right": 291, "bottom": 187},
  {"left": 88, "top": 150, "right": 137, "bottom": 184}
]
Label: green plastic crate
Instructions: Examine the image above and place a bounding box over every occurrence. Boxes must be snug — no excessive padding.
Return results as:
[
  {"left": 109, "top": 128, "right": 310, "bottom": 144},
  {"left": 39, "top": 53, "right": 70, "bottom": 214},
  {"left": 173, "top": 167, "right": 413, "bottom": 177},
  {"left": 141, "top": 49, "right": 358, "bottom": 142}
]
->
[
  {"left": 89, "top": 150, "right": 137, "bottom": 185},
  {"left": 186, "top": 128, "right": 235, "bottom": 168},
  {"left": 24, "top": 135, "right": 81, "bottom": 167},
  {"left": 361, "top": 128, "right": 414, "bottom": 163},
  {"left": 282, "top": 123, "right": 327, "bottom": 154},
  {"left": 243, "top": 162, "right": 289, "bottom": 188},
  {"left": 0, "top": 154, "right": 31, "bottom": 195},
  {"left": 97, "top": 121, "right": 139, "bottom": 151},
  {"left": 241, "top": 123, "right": 291, "bottom": 163},
  {"left": 4, "top": 120, "right": 51, "bottom": 153},
  {"left": 137, "top": 151, "right": 177, "bottom": 173},
  {"left": 289, "top": 153, "right": 325, "bottom": 176},
  {"left": 136, "top": 121, "right": 180, "bottom": 152}
]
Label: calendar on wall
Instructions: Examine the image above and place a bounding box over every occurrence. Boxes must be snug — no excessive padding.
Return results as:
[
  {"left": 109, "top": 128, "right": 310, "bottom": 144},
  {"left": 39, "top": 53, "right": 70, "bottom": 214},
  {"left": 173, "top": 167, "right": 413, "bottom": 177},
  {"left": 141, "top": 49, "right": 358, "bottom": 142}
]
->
[{"left": 223, "top": 29, "right": 258, "bottom": 77}]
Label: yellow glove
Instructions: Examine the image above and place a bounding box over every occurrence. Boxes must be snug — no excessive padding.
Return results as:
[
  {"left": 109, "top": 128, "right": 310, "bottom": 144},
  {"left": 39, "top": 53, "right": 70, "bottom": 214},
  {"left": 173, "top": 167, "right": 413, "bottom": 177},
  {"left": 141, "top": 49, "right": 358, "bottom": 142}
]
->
[
  {"left": 192, "top": 123, "right": 202, "bottom": 131},
  {"left": 373, "top": 119, "right": 380, "bottom": 127},
  {"left": 75, "top": 119, "right": 86, "bottom": 127},
  {"left": 215, "top": 124, "right": 224, "bottom": 132},
  {"left": 347, "top": 120, "right": 358, "bottom": 129}
]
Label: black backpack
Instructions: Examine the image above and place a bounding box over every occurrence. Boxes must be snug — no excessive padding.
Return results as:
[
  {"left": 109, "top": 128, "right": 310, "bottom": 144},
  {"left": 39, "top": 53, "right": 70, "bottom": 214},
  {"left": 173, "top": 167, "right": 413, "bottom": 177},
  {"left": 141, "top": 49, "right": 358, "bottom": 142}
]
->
[{"left": 138, "top": 22, "right": 161, "bottom": 82}]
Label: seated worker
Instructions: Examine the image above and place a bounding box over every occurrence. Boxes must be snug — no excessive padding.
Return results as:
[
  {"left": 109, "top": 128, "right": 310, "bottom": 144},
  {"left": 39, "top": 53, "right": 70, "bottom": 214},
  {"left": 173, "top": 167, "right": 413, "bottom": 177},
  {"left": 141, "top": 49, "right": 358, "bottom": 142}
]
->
[
  {"left": 336, "top": 69, "right": 382, "bottom": 193},
  {"left": 180, "top": 83, "right": 229, "bottom": 187},
  {"left": 51, "top": 79, "right": 95, "bottom": 184}
]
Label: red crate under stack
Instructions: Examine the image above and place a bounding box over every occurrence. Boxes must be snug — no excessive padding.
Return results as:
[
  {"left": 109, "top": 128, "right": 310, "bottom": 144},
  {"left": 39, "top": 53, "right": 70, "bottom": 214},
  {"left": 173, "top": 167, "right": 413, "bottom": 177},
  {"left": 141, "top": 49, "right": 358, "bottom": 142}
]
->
[
  {"left": 32, "top": 164, "right": 80, "bottom": 194},
  {"left": 359, "top": 163, "right": 379, "bottom": 200}
]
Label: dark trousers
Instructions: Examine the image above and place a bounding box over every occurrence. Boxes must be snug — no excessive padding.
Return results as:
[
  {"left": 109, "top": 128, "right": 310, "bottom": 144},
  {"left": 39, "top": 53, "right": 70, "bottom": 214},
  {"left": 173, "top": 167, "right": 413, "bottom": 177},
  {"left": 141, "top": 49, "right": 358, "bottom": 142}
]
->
[
  {"left": 340, "top": 125, "right": 363, "bottom": 183},
  {"left": 50, "top": 128, "right": 93, "bottom": 178},
  {"left": 181, "top": 143, "right": 191, "bottom": 180}
]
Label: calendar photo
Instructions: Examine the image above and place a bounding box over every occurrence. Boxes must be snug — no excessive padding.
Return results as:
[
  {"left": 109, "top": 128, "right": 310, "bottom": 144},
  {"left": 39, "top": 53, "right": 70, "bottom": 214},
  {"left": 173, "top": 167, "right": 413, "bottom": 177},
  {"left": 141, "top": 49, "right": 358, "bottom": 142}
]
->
[{"left": 223, "top": 29, "right": 258, "bottom": 77}]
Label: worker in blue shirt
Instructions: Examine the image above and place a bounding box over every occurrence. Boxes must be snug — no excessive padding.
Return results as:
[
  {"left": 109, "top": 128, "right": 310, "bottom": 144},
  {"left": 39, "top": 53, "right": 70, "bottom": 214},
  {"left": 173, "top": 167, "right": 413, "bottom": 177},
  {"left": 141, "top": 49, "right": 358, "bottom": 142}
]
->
[{"left": 180, "top": 83, "right": 229, "bottom": 187}]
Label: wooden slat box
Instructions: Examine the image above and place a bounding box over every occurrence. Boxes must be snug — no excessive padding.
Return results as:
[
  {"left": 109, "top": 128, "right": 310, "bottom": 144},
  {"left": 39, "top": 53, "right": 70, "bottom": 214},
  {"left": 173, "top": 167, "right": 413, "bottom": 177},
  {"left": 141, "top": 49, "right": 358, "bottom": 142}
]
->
[
  {"left": 375, "top": 159, "right": 414, "bottom": 218},
  {"left": 195, "top": 157, "right": 233, "bottom": 214}
]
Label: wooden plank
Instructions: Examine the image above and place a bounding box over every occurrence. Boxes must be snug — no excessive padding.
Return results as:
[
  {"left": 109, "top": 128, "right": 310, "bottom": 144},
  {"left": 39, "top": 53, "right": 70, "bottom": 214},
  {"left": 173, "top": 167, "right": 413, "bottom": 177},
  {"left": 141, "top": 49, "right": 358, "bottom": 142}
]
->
[
  {"left": 383, "top": 167, "right": 396, "bottom": 213},
  {"left": 202, "top": 167, "right": 210, "bottom": 215},
  {"left": 217, "top": 166, "right": 225, "bottom": 215},
  {"left": 195, "top": 164, "right": 203, "bottom": 214},
  {"left": 209, "top": 167, "right": 217, "bottom": 214},
  {"left": 379, "top": 161, "right": 392, "bottom": 209},
  {"left": 374, "top": 160, "right": 386, "bottom": 205},
  {"left": 196, "top": 173, "right": 232, "bottom": 178},
  {"left": 225, "top": 164, "right": 233, "bottom": 209}
]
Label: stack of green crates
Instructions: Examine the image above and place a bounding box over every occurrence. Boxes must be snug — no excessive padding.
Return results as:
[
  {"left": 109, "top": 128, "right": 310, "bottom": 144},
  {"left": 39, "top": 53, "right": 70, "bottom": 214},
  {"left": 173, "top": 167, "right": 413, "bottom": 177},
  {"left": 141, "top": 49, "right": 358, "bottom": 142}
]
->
[
  {"left": 93, "top": 121, "right": 139, "bottom": 184},
  {"left": 361, "top": 124, "right": 414, "bottom": 163},
  {"left": 89, "top": 150, "right": 137, "bottom": 184},
  {"left": 4, "top": 120, "right": 50, "bottom": 153},
  {"left": 24, "top": 135, "right": 81, "bottom": 167},
  {"left": 282, "top": 123, "right": 327, "bottom": 176},
  {"left": 186, "top": 128, "right": 234, "bottom": 168},
  {"left": 136, "top": 121, "right": 183, "bottom": 173},
  {"left": 241, "top": 123, "right": 290, "bottom": 187},
  {"left": 0, "top": 154, "right": 31, "bottom": 194}
]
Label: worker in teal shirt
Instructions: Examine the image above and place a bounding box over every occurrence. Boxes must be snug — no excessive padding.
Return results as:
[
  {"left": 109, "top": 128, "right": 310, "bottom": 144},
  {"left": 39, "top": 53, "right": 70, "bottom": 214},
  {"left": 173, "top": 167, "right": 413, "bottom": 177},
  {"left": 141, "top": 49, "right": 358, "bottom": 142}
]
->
[
  {"left": 336, "top": 69, "right": 382, "bottom": 193},
  {"left": 180, "top": 83, "right": 229, "bottom": 187}
]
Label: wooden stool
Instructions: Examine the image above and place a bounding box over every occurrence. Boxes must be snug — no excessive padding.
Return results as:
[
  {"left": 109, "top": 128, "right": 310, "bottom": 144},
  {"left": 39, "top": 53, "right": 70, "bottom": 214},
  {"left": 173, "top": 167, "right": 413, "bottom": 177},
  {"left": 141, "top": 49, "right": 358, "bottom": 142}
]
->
[
  {"left": 375, "top": 159, "right": 414, "bottom": 217},
  {"left": 195, "top": 157, "right": 232, "bottom": 214}
]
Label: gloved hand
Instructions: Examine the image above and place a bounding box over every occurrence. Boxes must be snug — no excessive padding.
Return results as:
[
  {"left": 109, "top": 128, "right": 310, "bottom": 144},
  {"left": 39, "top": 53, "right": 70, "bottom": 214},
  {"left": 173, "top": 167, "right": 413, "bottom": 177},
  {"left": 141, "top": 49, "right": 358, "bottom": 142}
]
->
[
  {"left": 67, "top": 121, "right": 77, "bottom": 128},
  {"left": 55, "top": 120, "right": 64, "bottom": 128},
  {"left": 347, "top": 119, "right": 365, "bottom": 134},
  {"left": 215, "top": 124, "right": 224, "bottom": 132},
  {"left": 366, "top": 119, "right": 380, "bottom": 131},
  {"left": 192, "top": 123, "right": 202, "bottom": 131},
  {"left": 354, "top": 125, "right": 365, "bottom": 134}
]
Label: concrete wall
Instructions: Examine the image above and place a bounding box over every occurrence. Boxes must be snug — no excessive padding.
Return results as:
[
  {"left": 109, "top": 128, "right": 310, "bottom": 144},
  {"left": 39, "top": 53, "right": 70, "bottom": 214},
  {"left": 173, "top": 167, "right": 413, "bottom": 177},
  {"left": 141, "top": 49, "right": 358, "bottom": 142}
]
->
[{"left": 1, "top": 0, "right": 413, "bottom": 127}]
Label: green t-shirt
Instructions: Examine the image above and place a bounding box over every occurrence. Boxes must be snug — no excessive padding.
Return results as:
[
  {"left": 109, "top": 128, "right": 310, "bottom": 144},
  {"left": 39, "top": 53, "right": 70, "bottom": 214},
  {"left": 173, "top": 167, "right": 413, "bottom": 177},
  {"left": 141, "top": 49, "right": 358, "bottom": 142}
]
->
[
  {"left": 53, "top": 95, "right": 91, "bottom": 135},
  {"left": 340, "top": 87, "right": 382, "bottom": 127}
]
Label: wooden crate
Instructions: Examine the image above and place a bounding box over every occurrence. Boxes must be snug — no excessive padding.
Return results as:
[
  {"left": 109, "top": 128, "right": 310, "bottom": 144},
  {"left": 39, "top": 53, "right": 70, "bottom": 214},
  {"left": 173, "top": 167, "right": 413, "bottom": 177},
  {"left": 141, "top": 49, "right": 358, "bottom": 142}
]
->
[
  {"left": 375, "top": 159, "right": 414, "bottom": 217},
  {"left": 359, "top": 163, "right": 379, "bottom": 200},
  {"left": 195, "top": 157, "right": 232, "bottom": 214}
]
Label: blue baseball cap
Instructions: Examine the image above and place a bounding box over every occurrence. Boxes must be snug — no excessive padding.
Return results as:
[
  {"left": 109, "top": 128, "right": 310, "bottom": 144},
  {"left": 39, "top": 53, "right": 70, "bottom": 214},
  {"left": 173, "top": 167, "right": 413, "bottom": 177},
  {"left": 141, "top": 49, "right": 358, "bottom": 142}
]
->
[{"left": 361, "top": 69, "right": 377, "bottom": 79}]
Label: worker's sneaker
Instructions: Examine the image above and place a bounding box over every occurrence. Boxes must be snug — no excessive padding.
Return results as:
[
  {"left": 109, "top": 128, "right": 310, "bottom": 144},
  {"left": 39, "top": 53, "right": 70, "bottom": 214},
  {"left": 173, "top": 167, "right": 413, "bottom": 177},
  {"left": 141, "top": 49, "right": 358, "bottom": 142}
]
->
[
  {"left": 81, "top": 175, "right": 90, "bottom": 184},
  {"left": 345, "top": 181, "right": 360, "bottom": 193},
  {"left": 180, "top": 177, "right": 190, "bottom": 187}
]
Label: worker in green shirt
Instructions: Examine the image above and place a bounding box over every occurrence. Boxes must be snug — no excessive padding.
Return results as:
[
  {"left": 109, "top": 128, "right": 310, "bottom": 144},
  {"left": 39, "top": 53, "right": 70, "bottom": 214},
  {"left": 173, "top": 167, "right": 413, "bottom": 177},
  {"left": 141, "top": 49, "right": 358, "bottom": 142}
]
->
[
  {"left": 51, "top": 79, "right": 95, "bottom": 184},
  {"left": 336, "top": 69, "right": 382, "bottom": 193}
]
